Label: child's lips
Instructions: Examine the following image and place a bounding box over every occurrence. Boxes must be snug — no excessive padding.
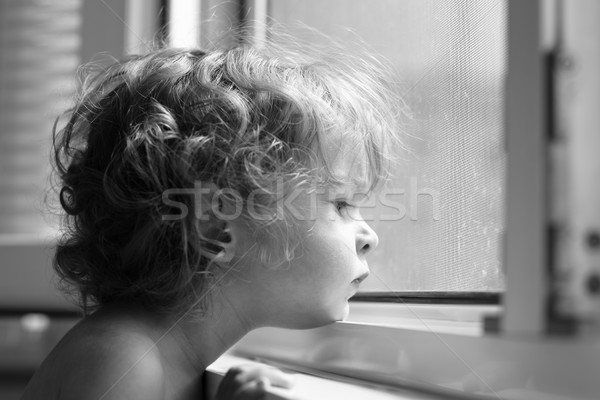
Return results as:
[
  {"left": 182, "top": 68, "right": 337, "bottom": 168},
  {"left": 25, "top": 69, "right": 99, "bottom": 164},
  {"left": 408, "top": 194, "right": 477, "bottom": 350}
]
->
[
  {"left": 351, "top": 271, "right": 369, "bottom": 286},
  {"left": 348, "top": 272, "right": 368, "bottom": 300}
]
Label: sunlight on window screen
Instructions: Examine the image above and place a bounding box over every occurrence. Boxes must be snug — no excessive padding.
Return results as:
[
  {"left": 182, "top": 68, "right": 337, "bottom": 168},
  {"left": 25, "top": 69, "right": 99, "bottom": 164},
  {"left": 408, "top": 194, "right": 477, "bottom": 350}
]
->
[{"left": 271, "top": 0, "right": 506, "bottom": 292}]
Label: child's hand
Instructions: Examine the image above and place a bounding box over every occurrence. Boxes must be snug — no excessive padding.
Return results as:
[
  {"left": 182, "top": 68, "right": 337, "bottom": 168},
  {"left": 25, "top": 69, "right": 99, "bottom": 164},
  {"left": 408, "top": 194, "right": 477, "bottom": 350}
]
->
[{"left": 215, "top": 364, "right": 295, "bottom": 400}]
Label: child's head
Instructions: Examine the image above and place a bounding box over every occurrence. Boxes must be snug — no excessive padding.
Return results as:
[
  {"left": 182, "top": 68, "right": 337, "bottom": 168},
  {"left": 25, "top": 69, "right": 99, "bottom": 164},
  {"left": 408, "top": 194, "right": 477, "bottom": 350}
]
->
[{"left": 53, "top": 39, "right": 401, "bottom": 319}]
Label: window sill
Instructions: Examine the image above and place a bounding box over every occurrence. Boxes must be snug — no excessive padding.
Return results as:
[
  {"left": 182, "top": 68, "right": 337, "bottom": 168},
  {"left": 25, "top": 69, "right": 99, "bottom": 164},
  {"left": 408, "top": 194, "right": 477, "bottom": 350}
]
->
[
  {"left": 205, "top": 354, "right": 441, "bottom": 400},
  {"left": 344, "top": 301, "right": 500, "bottom": 336},
  {"left": 218, "top": 302, "right": 598, "bottom": 400},
  {"left": 0, "top": 239, "right": 74, "bottom": 312}
]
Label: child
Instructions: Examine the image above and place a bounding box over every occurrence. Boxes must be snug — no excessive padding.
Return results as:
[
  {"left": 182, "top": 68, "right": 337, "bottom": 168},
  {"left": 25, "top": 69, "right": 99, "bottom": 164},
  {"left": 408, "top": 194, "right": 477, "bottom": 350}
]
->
[{"left": 21, "top": 37, "right": 400, "bottom": 399}]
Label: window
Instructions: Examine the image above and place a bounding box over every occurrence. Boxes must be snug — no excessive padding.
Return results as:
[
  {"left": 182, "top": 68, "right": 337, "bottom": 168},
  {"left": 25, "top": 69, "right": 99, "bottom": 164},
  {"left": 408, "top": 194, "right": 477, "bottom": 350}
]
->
[
  {"left": 0, "top": 0, "right": 163, "bottom": 311},
  {"left": 269, "top": 0, "right": 507, "bottom": 295},
  {"left": 0, "top": 0, "right": 82, "bottom": 239}
]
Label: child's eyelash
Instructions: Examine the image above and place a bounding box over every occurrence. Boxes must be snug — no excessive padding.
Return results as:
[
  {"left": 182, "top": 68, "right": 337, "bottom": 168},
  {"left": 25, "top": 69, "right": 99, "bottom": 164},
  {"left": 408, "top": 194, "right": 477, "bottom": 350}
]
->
[{"left": 334, "top": 200, "right": 354, "bottom": 213}]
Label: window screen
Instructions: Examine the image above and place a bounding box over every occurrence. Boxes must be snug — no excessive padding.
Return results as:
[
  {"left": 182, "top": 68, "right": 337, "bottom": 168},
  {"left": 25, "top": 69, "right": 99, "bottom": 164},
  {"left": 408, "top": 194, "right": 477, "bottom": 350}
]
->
[
  {"left": 270, "top": 0, "right": 506, "bottom": 292},
  {"left": 0, "top": 0, "right": 82, "bottom": 238}
]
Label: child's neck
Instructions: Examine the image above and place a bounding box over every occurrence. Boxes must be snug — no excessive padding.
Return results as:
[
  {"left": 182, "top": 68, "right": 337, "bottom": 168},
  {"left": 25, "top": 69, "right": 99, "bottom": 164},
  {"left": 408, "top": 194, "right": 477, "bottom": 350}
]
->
[
  {"left": 170, "top": 293, "right": 257, "bottom": 372},
  {"left": 95, "top": 289, "right": 257, "bottom": 374}
]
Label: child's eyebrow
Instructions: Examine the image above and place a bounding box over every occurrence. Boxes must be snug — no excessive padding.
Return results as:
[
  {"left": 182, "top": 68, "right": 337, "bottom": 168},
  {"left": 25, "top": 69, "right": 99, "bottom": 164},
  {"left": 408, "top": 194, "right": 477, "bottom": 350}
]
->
[
  {"left": 326, "top": 179, "right": 371, "bottom": 196},
  {"left": 344, "top": 176, "right": 371, "bottom": 193}
]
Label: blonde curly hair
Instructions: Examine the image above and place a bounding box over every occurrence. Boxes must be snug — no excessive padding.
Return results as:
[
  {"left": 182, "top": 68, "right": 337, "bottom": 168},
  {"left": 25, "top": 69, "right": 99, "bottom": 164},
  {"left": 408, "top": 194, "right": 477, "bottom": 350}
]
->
[{"left": 52, "top": 38, "right": 403, "bottom": 316}]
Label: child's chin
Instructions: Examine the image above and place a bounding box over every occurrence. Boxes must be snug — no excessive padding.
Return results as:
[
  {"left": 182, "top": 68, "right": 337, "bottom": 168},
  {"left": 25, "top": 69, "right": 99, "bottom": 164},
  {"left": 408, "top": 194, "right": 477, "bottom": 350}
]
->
[
  {"left": 319, "top": 303, "right": 351, "bottom": 325},
  {"left": 336, "top": 303, "right": 351, "bottom": 322},
  {"left": 286, "top": 305, "right": 351, "bottom": 329}
]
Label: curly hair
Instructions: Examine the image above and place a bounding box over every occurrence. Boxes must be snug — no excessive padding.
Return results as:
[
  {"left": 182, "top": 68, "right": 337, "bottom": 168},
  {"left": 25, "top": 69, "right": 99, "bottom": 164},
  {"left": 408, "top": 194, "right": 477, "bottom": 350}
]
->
[{"left": 52, "top": 39, "right": 402, "bottom": 316}]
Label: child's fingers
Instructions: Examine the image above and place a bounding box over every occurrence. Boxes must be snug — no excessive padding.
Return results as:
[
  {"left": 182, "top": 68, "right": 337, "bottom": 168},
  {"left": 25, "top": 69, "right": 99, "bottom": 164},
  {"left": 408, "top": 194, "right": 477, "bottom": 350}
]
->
[
  {"left": 234, "top": 377, "right": 269, "bottom": 400},
  {"left": 261, "top": 368, "right": 295, "bottom": 389},
  {"left": 217, "top": 371, "right": 272, "bottom": 400},
  {"left": 221, "top": 364, "right": 294, "bottom": 393},
  {"left": 234, "top": 364, "right": 296, "bottom": 389}
]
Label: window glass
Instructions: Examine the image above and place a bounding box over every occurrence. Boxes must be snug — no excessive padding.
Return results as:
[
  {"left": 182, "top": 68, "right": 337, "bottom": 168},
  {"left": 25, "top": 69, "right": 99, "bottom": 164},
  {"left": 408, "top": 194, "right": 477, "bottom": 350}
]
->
[{"left": 270, "top": 0, "right": 506, "bottom": 292}]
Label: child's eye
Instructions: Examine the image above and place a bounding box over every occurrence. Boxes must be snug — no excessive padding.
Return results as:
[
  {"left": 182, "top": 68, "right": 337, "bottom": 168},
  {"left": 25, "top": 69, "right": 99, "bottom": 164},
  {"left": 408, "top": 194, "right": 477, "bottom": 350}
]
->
[{"left": 333, "top": 200, "right": 354, "bottom": 215}]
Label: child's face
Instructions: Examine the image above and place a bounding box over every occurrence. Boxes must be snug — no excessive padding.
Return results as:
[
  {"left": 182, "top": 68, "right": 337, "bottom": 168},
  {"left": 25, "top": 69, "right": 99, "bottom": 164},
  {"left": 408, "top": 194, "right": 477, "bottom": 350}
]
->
[{"left": 238, "top": 141, "right": 379, "bottom": 329}]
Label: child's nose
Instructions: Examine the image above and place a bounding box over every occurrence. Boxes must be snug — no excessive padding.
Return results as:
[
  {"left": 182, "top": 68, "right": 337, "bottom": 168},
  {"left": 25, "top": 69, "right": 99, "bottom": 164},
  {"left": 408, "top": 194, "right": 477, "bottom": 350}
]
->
[{"left": 356, "top": 221, "right": 379, "bottom": 255}]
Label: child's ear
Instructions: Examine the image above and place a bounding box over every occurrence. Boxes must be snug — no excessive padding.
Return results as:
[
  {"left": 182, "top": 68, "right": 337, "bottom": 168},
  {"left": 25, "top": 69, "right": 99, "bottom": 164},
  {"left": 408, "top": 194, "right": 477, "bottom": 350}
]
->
[
  {"left": 194, "top": 182, "right": 245, "bottom": 264},
  {"left": 198, "top": 218, "right": 237, "bottom": 263}
]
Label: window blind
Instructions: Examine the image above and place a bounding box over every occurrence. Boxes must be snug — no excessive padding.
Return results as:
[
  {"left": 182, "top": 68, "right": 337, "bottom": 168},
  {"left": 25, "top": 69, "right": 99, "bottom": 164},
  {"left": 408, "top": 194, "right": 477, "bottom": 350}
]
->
[{"left": 0, "top": 0, "right": 82, "bottom": 238}]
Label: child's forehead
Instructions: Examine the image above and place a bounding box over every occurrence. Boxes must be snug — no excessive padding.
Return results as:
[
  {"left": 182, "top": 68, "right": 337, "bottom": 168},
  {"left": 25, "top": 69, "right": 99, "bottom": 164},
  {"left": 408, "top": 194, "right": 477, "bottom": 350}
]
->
[
  {"left": 318, "top": 134, "right": 370, "bottom": 182},
  {"left": 324, "top": 180, "right": 370, "bottom": 199}
]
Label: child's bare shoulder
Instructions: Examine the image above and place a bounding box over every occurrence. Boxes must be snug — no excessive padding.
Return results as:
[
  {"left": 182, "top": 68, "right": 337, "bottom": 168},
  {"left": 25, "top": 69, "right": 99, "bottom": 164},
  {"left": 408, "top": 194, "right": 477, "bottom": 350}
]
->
[{"left": 22, "top": 312, "right": 166, "bottom": 400}]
